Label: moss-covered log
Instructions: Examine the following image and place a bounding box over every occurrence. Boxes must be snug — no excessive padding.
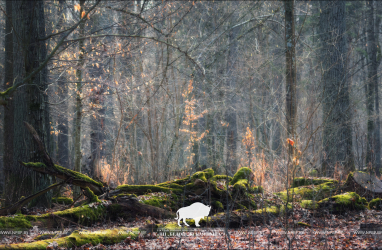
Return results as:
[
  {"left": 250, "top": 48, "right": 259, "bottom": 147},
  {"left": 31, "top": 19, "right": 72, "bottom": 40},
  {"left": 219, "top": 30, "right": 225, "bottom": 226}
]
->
[
  {"left": 0, "top": 227, "right": 138, "bottom": 249},
  {"left": 275, "top": 181, "right": 339, "bottom": 202},
  {"left": 292, "top": 177, "right": 338, "bottom": 188},
  {"left": 21, "top": 162, "right": 104, "bottom": 195},
  {"left": 318, "top": 192, "right": 368, "bottom": 214}
]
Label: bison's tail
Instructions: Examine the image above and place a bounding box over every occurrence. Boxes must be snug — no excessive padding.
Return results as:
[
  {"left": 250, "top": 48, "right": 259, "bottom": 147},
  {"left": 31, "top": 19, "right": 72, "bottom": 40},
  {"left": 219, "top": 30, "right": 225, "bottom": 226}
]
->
[{"left": 175, "top": 210, "right": 179, "bottom": 220}]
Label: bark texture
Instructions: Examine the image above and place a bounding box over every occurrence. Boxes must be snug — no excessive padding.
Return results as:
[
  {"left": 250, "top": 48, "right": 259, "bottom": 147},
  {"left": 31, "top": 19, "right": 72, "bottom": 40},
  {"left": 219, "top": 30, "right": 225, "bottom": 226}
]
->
[
  {"left": 11, "top": 0, "right": 52, "bottom": 207},
  {"left": 319, "top": 1, "right": 353, "bottom": 176}
]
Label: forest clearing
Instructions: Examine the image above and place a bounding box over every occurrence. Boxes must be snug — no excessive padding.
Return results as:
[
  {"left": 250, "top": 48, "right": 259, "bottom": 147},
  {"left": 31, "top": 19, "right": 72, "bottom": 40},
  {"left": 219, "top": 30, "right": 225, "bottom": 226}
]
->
[{"left": 1, "top": 0, "right": 382, "bottom": 249}]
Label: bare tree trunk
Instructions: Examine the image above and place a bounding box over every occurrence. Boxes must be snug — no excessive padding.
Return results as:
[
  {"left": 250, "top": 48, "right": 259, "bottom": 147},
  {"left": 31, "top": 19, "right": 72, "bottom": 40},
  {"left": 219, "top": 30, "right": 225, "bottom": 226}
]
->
[
  {"left": 366, "top": 0, "right": 377, "bottom": 170},
  {"left": 374, "top": 1, "right": 382, "bottom": 177},
  {"left": 11, "top": 0, "right": 52, "bottom": 207},
  {"left": 2, "top": 0, "right": 14, "bottom": 205},
  {"left": 56, "top": 0, "right": 69, "bottom": 169},
  {"left": 284, "top": 0, "right": 297, "bottom": 183},
  {"left": 319, "top": 1, "right": 353, "bottom": 176},
  {"left": 73, "top": 0, "right": 86, "bottom": 198},
  {"left": 225, "top": 15, "right": 240, "bottom": 175}
]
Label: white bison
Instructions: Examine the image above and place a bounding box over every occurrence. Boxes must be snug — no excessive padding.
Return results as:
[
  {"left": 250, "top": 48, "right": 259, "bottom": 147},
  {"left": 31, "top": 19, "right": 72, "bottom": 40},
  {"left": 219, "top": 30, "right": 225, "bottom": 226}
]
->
[{"left": 175, "top": 202, "right": 211, "bottom": 227}]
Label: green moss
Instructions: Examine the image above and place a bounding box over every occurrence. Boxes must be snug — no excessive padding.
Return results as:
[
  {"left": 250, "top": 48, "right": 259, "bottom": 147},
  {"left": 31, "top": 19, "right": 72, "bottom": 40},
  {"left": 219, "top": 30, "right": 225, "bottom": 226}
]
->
[
  {"left": 297, "top": 222, "right": 311, "bottom": 228},
  {"left": 318, "top": 192, "right": 368, "bottom": 213},
  {"left": 276, "top": 181, "right": 338, "bottom": 202},
  {"left": 292, "top": 177, "right": 338, "bottom": 188},
  {"left": 33, "top": 233, "right": 56, "bottom": 241},
  {"left": 162, "top": 222, "right": 182, "bottom": 230},
  {"left": 0, "top": 215, "right": 33, "bottom": 229},
  {"left": 116, "top": 184, "right": 182, "bottom": 195},
  {"left": 300, "top": 200, "right": 318, "bottom": 209},
  {"left": 0, "top": 227, "right": 137, "bottom": 249},
  {"left": 191, "top": 168, "right": 214, "bottom": 182},
  {"left": 249, "top": 185, "right": 263, "bottom": 194},
  {"left": 39, "top": 203, "right": 106, "bottom": 226},
  {"left": 142, "top": 197, "right": 165, "bottom": 208},
  {"left": 253, "top": 204, "right": 292, "bottom": 215},
  {"left": 84, "top": 187, "right": 101, "bottom": 203},
  {"left": 210, "top": 175, "right": 233, "bottom": 182},
  {"left": 22, "top": 162, "right": 103, "bottom": 187},
  {"left": 52, "top": 197, "right": 73, "bottom": 205},
  {"left": 156, "top": 183, "right": 184, "bottom": 189},
  {"left": 233, "top": 179, "right": 249, "bottom": 191},
  {"left": 369, "top": 198, "right": 382, "bottom": 210},
  {"left": 116, "top": 193, "right": 137, "bottom": 198},
  {"left": 212, "top": 201, "right": 224, "bottom": 210},
  {"left": 229, "top": 167, "right": 253, "bottom": 185}
]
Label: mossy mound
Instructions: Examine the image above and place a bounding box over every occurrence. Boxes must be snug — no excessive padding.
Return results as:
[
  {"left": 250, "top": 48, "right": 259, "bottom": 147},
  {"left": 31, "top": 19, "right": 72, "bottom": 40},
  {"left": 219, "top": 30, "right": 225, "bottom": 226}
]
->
[
  {"left": 191, "top": 168, "right": 214, "bottom": 182},
  {"left": 292, "top": 177, "right": 338, "bottom": 188},
  {"left": 229, "top": 167, "right": 253, "bottom": 185},
  {"left": 253, "top": 204, "right": 292, "bottom": 216},
  {"left": 38, "top": 203, "right": 107, "bottom": 226},
  {"left": 52, "top": 197, "right": 73, "bottom": 205},
  {"left": 300, "top": 200, "right": 318, "bottom": 209},
  {"left": 0, "top": 215, "right": 35, "bottom": 229},
  {"left": 210, "top": 175, "right": 233, "bottom": 182},
  {"left": 318, "top": 192, "right": 368, "bottom": 213},
  {"left": 275, "top": 181, "right": 338, "bottom": 202},
  {"left": 369, "top": 198, "right": 382, "bottom": 210},
  {"left": 0, "top": 227, "right": 138, "bottom": 249}
]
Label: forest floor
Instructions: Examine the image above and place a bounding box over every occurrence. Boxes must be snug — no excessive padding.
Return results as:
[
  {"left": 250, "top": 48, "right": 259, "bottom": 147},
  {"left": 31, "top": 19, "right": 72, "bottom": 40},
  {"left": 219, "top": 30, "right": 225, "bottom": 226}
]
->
[{"left": 1, "top": 194, "right": 382, "bottom": 249}]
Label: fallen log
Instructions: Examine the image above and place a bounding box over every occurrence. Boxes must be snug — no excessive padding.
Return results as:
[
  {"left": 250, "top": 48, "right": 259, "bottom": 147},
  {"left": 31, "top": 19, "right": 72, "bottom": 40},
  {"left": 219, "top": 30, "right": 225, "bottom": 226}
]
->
[
  {"left": 0, "top": 182, "right": 64, "bottom": 216},
  {"left": 20, "top": 162, "right": 104, "bottom": 195},
  {"left": 0, "top": 227, "right": 137, "bottom": 250}
]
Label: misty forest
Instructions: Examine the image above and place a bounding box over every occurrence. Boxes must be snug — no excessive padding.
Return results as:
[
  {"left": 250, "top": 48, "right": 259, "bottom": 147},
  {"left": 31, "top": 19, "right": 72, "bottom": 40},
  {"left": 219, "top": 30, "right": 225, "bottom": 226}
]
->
[{"left": 1, "top": 0, "right": 382, "bottom": 249}]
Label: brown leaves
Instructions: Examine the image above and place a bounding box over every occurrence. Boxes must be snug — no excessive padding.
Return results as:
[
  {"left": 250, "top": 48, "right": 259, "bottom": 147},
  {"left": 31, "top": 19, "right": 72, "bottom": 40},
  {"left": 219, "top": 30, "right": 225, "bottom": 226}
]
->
[{"left": 286, "top": 138, "right": 294, "bottom": 146}]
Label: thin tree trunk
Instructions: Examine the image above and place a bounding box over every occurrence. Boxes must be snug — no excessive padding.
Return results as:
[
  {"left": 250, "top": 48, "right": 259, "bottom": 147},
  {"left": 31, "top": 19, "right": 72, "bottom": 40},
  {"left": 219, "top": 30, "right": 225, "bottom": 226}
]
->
[
  {"left": 366, "top": 0, "right": 377, "bottom": 169},
  {"left": 73, "top": 0, "right": 86, "bottom": 198},
  {"left": 374, "top": 1, "right": 382, "bottom": 177},
  {"left": 2, "top": 0, "right": 14, "bottom": 206},
  {"left": 284, "top": 0, "right": 297, "bottom": 183}
]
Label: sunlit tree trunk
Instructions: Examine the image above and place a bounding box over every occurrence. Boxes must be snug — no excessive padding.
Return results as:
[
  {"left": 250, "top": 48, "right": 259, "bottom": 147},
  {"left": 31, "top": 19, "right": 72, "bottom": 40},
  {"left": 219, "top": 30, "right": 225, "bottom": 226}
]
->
[
  {"left": 73, "top": 0, "right": 86, "bottom": 198},
  {"left": 11, "top": 0, "right": 52, "bottom": 207}
]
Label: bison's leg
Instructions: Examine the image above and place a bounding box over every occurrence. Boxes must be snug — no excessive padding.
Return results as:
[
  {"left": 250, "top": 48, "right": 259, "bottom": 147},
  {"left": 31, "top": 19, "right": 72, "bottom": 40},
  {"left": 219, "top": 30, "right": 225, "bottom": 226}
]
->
[
  {"left": 183, "top": 218, "right": 190, "bottom": 227},
  {"left": 178, "top": 218, "right": 182, "bottom": 227},
  {"left": 195, "top": 217, "right": 201, "bottom": 227}
]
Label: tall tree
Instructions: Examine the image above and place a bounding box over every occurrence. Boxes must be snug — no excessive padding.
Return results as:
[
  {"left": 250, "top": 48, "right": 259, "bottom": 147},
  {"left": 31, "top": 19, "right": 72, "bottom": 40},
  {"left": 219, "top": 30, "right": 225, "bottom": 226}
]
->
[
  {"left": 10, "top": 0, "right": 52, "bottom": 206},
  {"left": 73, "top": 0, "right": 86, "bottom": 198},
  {"left": 284, "top": 0, "right": 297, "bottom": 183},
  {"left": 370, "top": 1, "right": 382, "bottom": 177},
  {"left": 319, "top": 1, "right": 353, "bottom": 176},
  {"left": 225, "top": 12, "right": 240, "bottom": 175},
  {"left": 56, "top": 0, "right": 69, "bottom": 169},
  {"left": 2, "top": 0, "right": 14, "bottom": 204}
]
